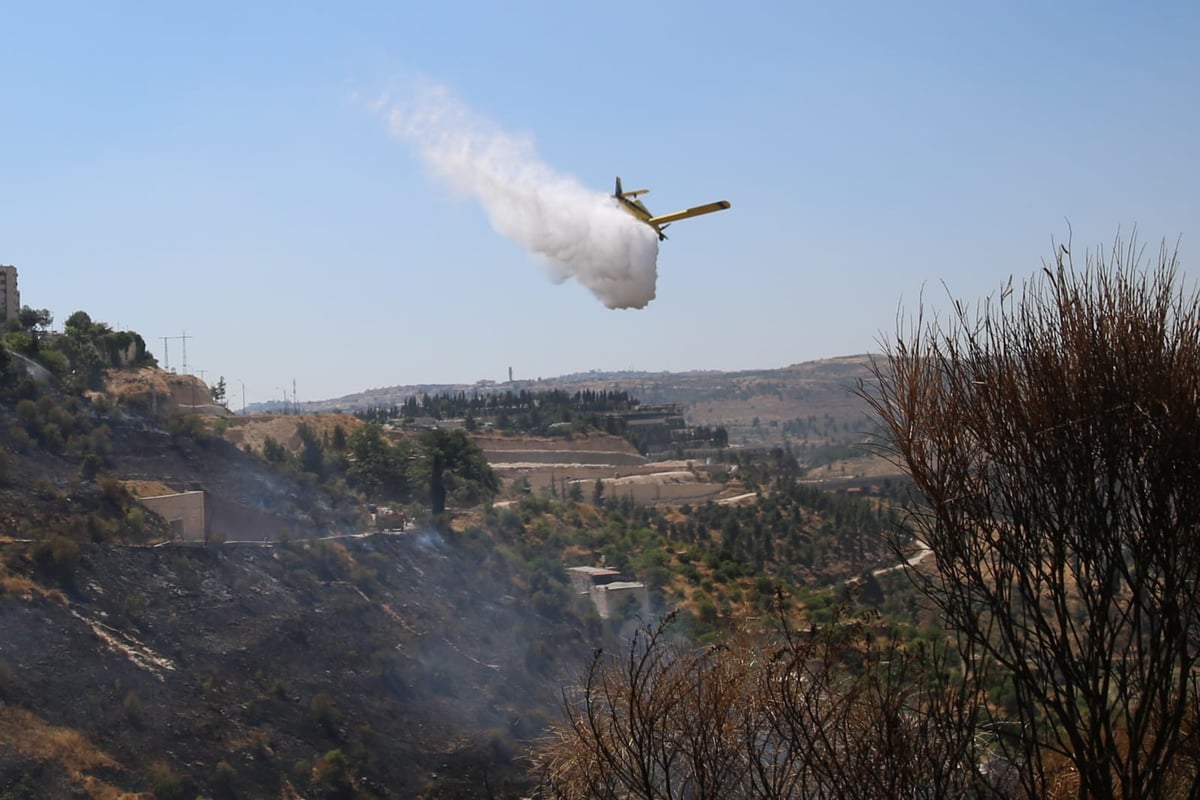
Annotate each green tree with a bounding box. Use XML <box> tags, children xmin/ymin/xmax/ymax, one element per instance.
<box><xmin>211</xmin><ymin>376</ymin><xmax>227</xmax><ymax>406</ymax></box>
<box><xmin>346</xmin><ymin>423</ymin><xmax>409</xmax><ymax>500</ymax></box>
<box><xmin>297</xmin><ymin>422</ymin><xmax>326</xmax><ymax>479</ymax></box>
<box><xmin>719</xmin><ymin>516</ymin><xmax>741</xmax><ymax>553</ymax></box>
<box><xmin>63</xmin><ymin>310</ymin><xmax>95</xmax><ymax>336</ymax></box>
<box><xmin>16</xmin><ymin>306</ymin><xmax>52</xmax><ymax>333</ymax></box>
<box><xmin>262</xmin><ymin>435</ymin><xmax>289</xmax><ymax>464</ymax></box>
<box><xmin>417</xmin><ymin>428</ymin><xmax>498</xmax><ymax>508</ymax></box>
<box><xmin>55</xmin><ymin>310</ymin><xmax>106</xmax><ymax>390</ymax></box>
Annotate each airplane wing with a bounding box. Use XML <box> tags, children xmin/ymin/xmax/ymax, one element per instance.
<box><xmin>648</xmin><ymin>200</ymin><xmax>732</xmax><ymax>227</ymax></box>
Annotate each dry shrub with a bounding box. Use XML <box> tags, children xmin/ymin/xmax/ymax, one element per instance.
<box><xmin>863</xmin><ymin>233</ymin><xmax>1200</xmax><ymax>799</ymax></box>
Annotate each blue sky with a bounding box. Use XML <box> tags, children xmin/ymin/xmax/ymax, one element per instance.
<box><xmin>3</xmin><ymin>2</ymin><xmax>1198</xmax><ymax>405</ymax></box>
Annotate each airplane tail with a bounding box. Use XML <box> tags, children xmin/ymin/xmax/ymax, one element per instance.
<box><xmin>615</xmin><ymin>176</ymin><xmax>623</xmax><ymax>197</ymax></box>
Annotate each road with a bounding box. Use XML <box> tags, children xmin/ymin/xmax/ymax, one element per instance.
<box><xmin>872</xmin><ymin>541</ymin><xmax>933</xmax><ymax>578</ymax></box>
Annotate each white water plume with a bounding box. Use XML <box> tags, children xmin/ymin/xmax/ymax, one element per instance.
<box><xmin>382</xmin><ymin>83</ymin><xmax>660</xmax><ymax>309</ymax></box>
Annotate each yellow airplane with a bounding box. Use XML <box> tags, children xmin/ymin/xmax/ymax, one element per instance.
<box><xmin>613</xmin><ymin>177</ymin><xmax>730</xmax><ymax>240</ymax></box>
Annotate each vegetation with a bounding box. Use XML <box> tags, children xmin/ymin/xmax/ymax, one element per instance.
<box><xmin>478</xmin><ymin>454</ymin><xmax>909</xmax><ymax>646</ymax></box>
<box><xmin>0</xmin><ymin>386</ymin><xmax>169</xmax><ymax>548</ymax></box>
<box><xmin>2</xmin><ymin>307</ymin><xmax>153</xmax><ymax>395</ymax></box>
<box><xmin>534</xmin><ymin>607</ymin><xmax>986</xmax><ymax>799</ymax></box>
<box><xmin>344</xmin><ymin>424</ymin><xmax>498</xmax><ymax>511</ymax></box>
<box><xmin>355</xmin><ymin>388</ymin><xmax>728</xmax><ymax>455</ymax></box>
<box><xmin>357</xmin><ymin>388</ymin><xmax>642</xmax><ymax>430</ymax></box>
<box><xmin>863</xmin><ymin>235</ymin><xmax>1200</xmax><ymax>799</ymax></box>
<box><xmin>662</xmin><ymin>448</ymin><xmax>906</xmax><ymax>584</ymax></box>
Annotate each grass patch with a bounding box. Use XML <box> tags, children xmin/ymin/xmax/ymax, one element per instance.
<box><xmin>0</xmin><ymin>705</ymin><xmax>129</xmax><ymax>798</ymax></box>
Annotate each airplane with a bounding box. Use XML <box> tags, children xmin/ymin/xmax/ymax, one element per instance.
<box><xmin>613</xmin><ymin>177</ymin><xmax>730</xmax><ymax>240</ymax></box>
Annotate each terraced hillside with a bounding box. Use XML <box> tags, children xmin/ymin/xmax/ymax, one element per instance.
<box><xmin>475</xmin><ymin>433</ymin><xmax>740</xmax><ymax>506</ymax></box>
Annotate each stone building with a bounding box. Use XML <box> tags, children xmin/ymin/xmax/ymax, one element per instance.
<box><xmin>567</xmin><ymin>565</ymin><xmax>649</xmax><ymax>619</ymax></box>
<box><xmin>589</xmin><ymin>580</ymin><xmax>650</xmax><ymax>620</ymax></box>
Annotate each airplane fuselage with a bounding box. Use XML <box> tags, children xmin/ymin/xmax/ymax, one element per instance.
<box><xmin>613</xmin><ymin>177</ymin><xmax>729</xmax><ymax>241</ymax></box>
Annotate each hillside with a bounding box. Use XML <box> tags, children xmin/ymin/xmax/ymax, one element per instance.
<box><xmin>0</xmin><ymin>531</ymin><xmax>586</xmax><ymax>798</ymax></box>
<box><xmin>0</xmin><ymin>359</ymin><xmax>601</xmax><ymax>797</ymax></box>
<box><xmin>0</xmin><ymin>381</ymin><xmax>362</xmax><ymax>546</ymax></box>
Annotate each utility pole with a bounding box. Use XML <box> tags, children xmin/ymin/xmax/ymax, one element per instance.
<box><xmin>179</xmin><ymin>330</ymin><xmax>192</xmax><ymax>375</ymax></box>
<box><xmin>196</xmin><ymin>369</ymin><xmax>207</xmax><ymax>409</ymax></box>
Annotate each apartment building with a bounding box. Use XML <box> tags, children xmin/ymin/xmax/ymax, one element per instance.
<box><xmin>0</xmin><ymin>265</ymin><xmax>17</xmax><ymax>323</ymax></box>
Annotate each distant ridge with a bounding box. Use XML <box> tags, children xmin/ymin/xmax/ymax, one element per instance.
<box><xmin>262</xmin><ymin>355</ymin><xmax>876</xmax><ymax>415</ymax></box>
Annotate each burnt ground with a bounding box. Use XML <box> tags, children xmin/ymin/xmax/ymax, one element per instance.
<box><xmin>0</xmin><ymin>531</ymin><xmax>589</xmax><ymax>798</ymax></box>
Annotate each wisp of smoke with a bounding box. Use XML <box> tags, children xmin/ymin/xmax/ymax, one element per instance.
<box><xmin>382</xmin><ymin>83</ymin><xmax>660</xmax><ymax>309</ymax></box>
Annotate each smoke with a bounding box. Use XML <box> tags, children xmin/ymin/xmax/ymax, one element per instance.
<box><xmin>381</xmin><ymin>82</ymin><xmax>660</xmax><ymax>309</ymax></box>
